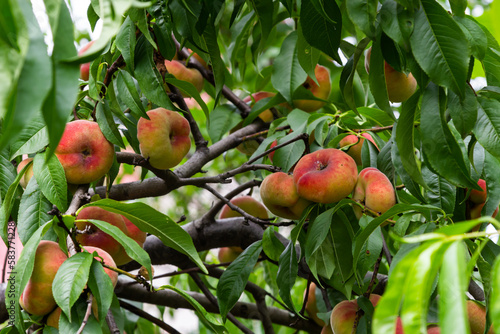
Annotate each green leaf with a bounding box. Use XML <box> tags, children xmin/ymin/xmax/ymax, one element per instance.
<box><xmin>164</xmin><ymin>75</ymin><xmax>209</xmax><ymax>117</ymax></box>
<box><xmin>473</xmin><ymin>97</ymin><xmax>500</xmax><ymax>159</ymax></box>
<box><xmin>262</xmin><ymin>226</ymin><xmax>285</xmax><ymax>262</ymax></box>
<box><xmin>42</xmin><ymin>0</ymin><xmax>80</xmax><ymax>158</ymax></box>
<box><xmin>17</xmin><ymin>178</ymin><xmax>52</xmax><ymax>245</ymax></box>
<box><xmin>208</xmin><ymin>104</ymin><xmax>242</xmax><ymax>143</ymax></box>
<box><xmin>449</xmin><ymin>0</ymin><xmax>467</xmax><ymax>17</ymax></box>
<box><xmin>8</xmin><ymin>116</ymin><xmax>48</xmax><ymax>159</ymax></box>
<box><xmin>300</xmin><ymin>0</ymin><xmax>342</xmax><ymax>63</ymax></box>
<box><xmin>276</xmin><ymin>240</ymin><xmax>299</xmax><ymax>312</ymax></box>
<box><xmin>53</xmin><ymin>252</ymin><xmax>93</xmax><ymax>321</ymax></box>
<box><xmin>420</xmin><ymin>83</ymin><xmax>477</xmax><ymax>189</ymax></box>
<box><xmin>438</xmin><ymin>241</ymin><xmax>470</xmax><ymax>334</ymax></box>
<box><xmin>368</xmin><ymin>36</ymin><xmax>394</xmax><ymax>119</ymax></box>
<box><xmin>0</xmin><ymin>0</ymin><xmax>52</xmax><ymax>151</ymax></box>
<box><xmin>307</xmin><ymin>232</ymin><xmax>335</xmax><ymax>280</ymax></box>
<box><xmin>5</xmin><ymin>222</ymin><xmax>52</xmax><ymax>333</ymax></box>
<box><xmin>395</xmin><ymin>94</ymin><xmax>428</xmax><ymax>189</ymax></box>
<box><xmin>447</xmin><ymin>86</ymin><xmax>478</xmax><ymax>138</ymax></box>
<box><xmin>82</xmin><ymin>218</ymin><xmax>152</xmax><ymax>280</ymax></box>
<box><xmin>0</xmin><ymin>153</ymin><xmax>17</xmax><ymax>202</ymax></box>
<box><xmin>0</xmin><ymin>160</ymin><xmax>24</xmax><ymax>245</ymax></box>
<box><xmin>271</xmin><ymin>31</ymin><xmax>307</xmax><ymax>103</ymax></box>
<box><xmin>88</xmin><ymin>259</ymin><xmax>115</xmax><ymax>323</ymax></box>
<box><xmin>115</xmin><ymin>16</ymin><xmax>136</xmax><ymax>73</ymax></box>
<box><xmin>422</xmin><ymin>165</ymin><xmax>456</xmax><ymax>215</ymax></box>
<box><xmin>356</xmin><ymin>217</ymin><xmax>383</xmax><ymax>280</ymax></box>
<box><xmin>113</xmin><ymin>69</ymin><xmax>148</xmax><ymax>120</ymax></box>
<box><xmin>160</xmin><ymin>285</ymin><xmax>227</xmax><ymax>333</ymax></box>
<box><xmin>482</xmin><ymin>151</ymin><xmax>500</xmax><ymax>217</ymax></box>
<box><xmin>128</xmin><ymin>8</ymin><xmax>157</xmax><ymax>50</ymax></box>
<box><xmin>33</xmin><ymin>151</ymin><xmax>67</xmax><ymax>212</ymax></box>
<box><xmin>346</xmin><ymin>0</ymin><xmax>377</xmax><ymax>38</ymax></box>
<box><xmin>410</xmin><ymin>0</ymin><xmax>468</xmax><ymax>98</ymax></box>
<box><xmin>454</xmin><ymin>16</ymin><xmax>487</xmax><ymax>61</ymax></box>
<box><xmin>80</xmin><ymin>199</ymin><xmax>207</xmax><ymax>274</ymax></box>
<box><xmin>272</xmin><ymin>130</ymin><xmax>306</xmax><ymax>174</ymax></box>
<box><xmin>134</xmin><ymin>35</ymin><xmax>176</xmax><ymax>111</ymax></box>
<box><xmin>491</xmin><ymin>254</ymin><xmax>500</xmax><ymax>332</ymax></box>
<box><xmin>203</xmin><ymin>23</ymin><xmax>225</xmax><ymax>103</ymax></box>
<box><xmin>96</xmin><ymin>100</ymin><xmax>125</xmax><ymax>148</ymax></box>
<box><xmin>216</xmin><ymin>240</ymin><xmax>262</xmax><ymax>322</ymax></box>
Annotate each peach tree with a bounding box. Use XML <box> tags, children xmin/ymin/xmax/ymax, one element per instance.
<box><xmin>1</xmin><ymin>0</ymin><xmax>500</xmax><ymax>333</ymax></box>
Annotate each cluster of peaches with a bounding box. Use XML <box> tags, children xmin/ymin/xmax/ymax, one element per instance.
<box><xmin>305</xmin><ymin>282</ymin><xmax>494</xmax><ymax>334</ymax></box>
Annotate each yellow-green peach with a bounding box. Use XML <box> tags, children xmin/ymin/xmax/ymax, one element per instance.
<box><xmin>55</xmin><ymin>120</ymin><xmax>115</xmax><ymax>185</ymax></box>
<box><xmin>352</xmin><ymin>167</ymin><xmax>396</xmax><ymax>219</ymax></box>
<box><xmin>164</xmin><ymin>60</ymin><xmax>204</xmax><ymax>96</ymax></box>
<box><xmin>17</xmin><ymin>158</ymin><xmax>34</xmax><ymax>189</ymax></box>
<box><xmin>293</xmin><ymin>65</ymin><xmax>331</xmax><ymax>112</ymax></box>
<box><xmin>19</xmin><ymin>241</ymin><xmax>68</xmax><ymax>316</ymax></box>
<box><xmin>219</xmin><ymin>196</ymin><xmax>269</xmax><ymax>220</ymax></box>
<box><xmin>260</xmin><ymin>172</ymin><xmax>312</xmax><ymax>220</ymax></box>
<box><xmin>137</xmin><ymin>108</ymin><xmax>191</xmax><ymax>170</ymax></box>
<box><xmin>293</xmin><ymin>149</ymin><xmax>358</xmax><ymax>204</ymax></box>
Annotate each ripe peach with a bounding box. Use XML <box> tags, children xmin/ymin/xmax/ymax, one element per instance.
<box><xmin>467</xmin><ymin>179</ymin><xmax>499</xmax><ymax>225</ymax></box>
<box><xmin>46</xmin><ymin>307</ymin><xmax>62</xmax><ymax>329</ymax></box>
<box><xmin>174</xmin><ymin>48</ymin><xmax>208</xmax><ymax>69</ymax></box>
<box><xmin>330</xmin><ymin>294</ymin><xmax>381</xmax><ymax>334</ymax></box>
<box><xmin>19</xmin><ymin>241</ymin><xmax>68</xmax><ymax>316</ymax></box>
<box><xmin>339</xmin><ymin>133</ymin><xmax>379</xmax><ymax>166</ymax></box>
<box><xmin>427</xmin><ymin>326</ymin><xmax>440</xmax><ymax>334</ymax></box>
<box><xmin>76</xmin><ymin>207</ymin><xmax>146</xmax><ymax>266</ymax></box>
<box><xmin>260</xmin><ymin>172</ymin><xmax>312</xmax><ymax>220</ymax></box>
<box><xmin>219</xmin><ymin>196</ymin><xmax>269</xmax><ymax>220</ymax></box>
<box><xmin>293</xmin><ymin>65</ymin><xmax>331</xmax><ymax>112</ymax></box>
<box><xmin>17</xmin><ymin>158</ymin><xmax>34</xmax><ymax>189</ymax></box>
<box><xmin>305</xmin><ymin>283</ymin><xmax>325</xmax><ymax>327</ymax></box>
<box><xmin>352</xmin><ymin>167</ymin><xmax>396</xmax><ymax>219</ymax></box>
<box><xmin>164</xmin><ymin>60</ymin><xmax>204</xmax><ymax>96</ymax></box>
<box><xmin>82</xmin><ymin>246</ymin><xmax>118</xmax><ymax>287</ymax></box>
<box><xmin>55</xmin><ymin>120</ymin><xmax>115</xmax><ymax>185</ymax></box>
<box><xmin>137</xmin><ymin>108</ymin><xmax>191</xmax><ymax>169</ymax></box>
<box><xmin>217</xmin><ymin>247</ymin><xmax>243</xmax><ymax>263</ymax></box>
<box><xmin>293</xmin><ymin>149</ymin><xmax>358</xmax><ymax>204</ymax></box>
<box><xmin>365</xmin><ymin>47</ymin><xmax>417</xmax><ymax>103</ymax></box>
<box><xmin>470</xmin><ymin>179</ymin><xmax>488</xmax><ymax>204</ymax></box>
<box><xmin>466</xmin><ymin>300</ymin><xmax>494</xmax><ymax>334</ymax></box>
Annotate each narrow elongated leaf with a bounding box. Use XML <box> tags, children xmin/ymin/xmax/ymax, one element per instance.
<box><xmin>161</xmin><ymin>285</ymin><xmax>227</xmax><ymax>333</ymax></box>
<box><xmin>164</xmin><ymin>75</ymin><xmax>209</xmax><ymax>117</ymax></box>
<box><xmin>491</xmin><ymin>255</ymin><xmax>500</xmax><ymax>332</ymax></box>
<box><xmin>410</xmin><ymin>0</ymin><xmax>468</xmax><ymax>98</ymax></box>
<box><xmin>420</xmin><ymin>83</ymin><xmax>477</xmax><ymax>189</ymax></box>
<box><xmin>204</xmin><ymin>23</ymin><xmax>225</xmax><ymax>103</ymax></box>
<box><xmin>33</xmin><ymin>152</ymin><xmax>67</xmax><ymax>211</ymax></box>
<box><xmin>276</xmin><ymin>240</ymin><xmax>299</xmax><ymax>312</ymax></box>
<box><xmin>300</xmin><ymin>0</ymin><xmax>342</xmax><ymax>63</ymax></box>
<box><xmin>473</xmin><ymin>97</ymin><xmax>500</xmax><ymax>159</ymax></box>
<box><xmin>82</xmin><ymin>218</ymin><xmax>152</xmax><ymax>279</ymax></box>
<box><xmin>422</xmin><ymin>165</ymin><xmax>456</xmax><ymax>215</ymax></box>
<box><xmin>439</xmin><ymin>241</ymin><xmax>469</xmax><ymax>334</ymax></box>
<box><xmin>42</xmin><ymin>0</ymin><xmax>80</xmax><ymax>158</ymax></box>
<box><xmin>115</xmin><ymin>16</ymin><xmax>136</xmax><ymax>73</ymax></box>
<box><xmin>217</xmin><ymin>240</ymin><xmax>262</xmax><ymax>322</ymax></box>
<box><xmin>88</xmin><ymin>259</ymin><xmax>115</xmax><ymax>323</ymax></box>
<box><xmin>9</xmin><ymin>116</ymin><xmax>48</xmax><ymax>159</ymax></box>
<box><xmin>262</xmin><ymin>226</ymin><xmax>285</xmax><ymax>262</ymax></box>
<box><xmin>454</xmin><ymin>16</ymin><xmax>487</xmax><ymax>61</ymax></box>
<box><xmin>368</xmin><ymin>37</ymin><xmax>394</xmax><ymax>119</ymax></box>
<box><xmin>113</xmin><ymin>70</ymin><xmax>147</xmax><ymax>120</ymax></box>
<box><xmin>208</xmin><ymin>105</ymin><xmax>242</xmax><ymax>143</ymax></box>
<box><xmin>80</xmin><ymin>199</ymin><xmax>207</xmax><ymax>273</ymax></box>
<box><xmin>0</xmin><ymin>154</ymin><xmax>17</xmax><ymax>201</ymax></box>
<box><xmin>0</xmin><ymin>161</ymin><xmax>25</xmax><ymax>245</ymax></box>
<box><xmin>482</xmin><ymin>151</ymin><xmax>500</xmax><ymax>217</ymax></box>
<box><xmin>308</xmin><ymin>233</ymin><xmax>335</xmax><ymax>280</ymax></box>
<box><xmin>0</xmin><ymin>0</ymin><xmax>51</xmax><ymax>151</ymax></box>
<box><xmin>271</xmin><ymin>32</ymin><xmax>307</xmax><ymax>103</ymax></box>
<box><xmin>17</xmin><ymin>178</ymin><xmax>52</xmax><ymax>244</ymax></box>
<box><xmin>96</xmin><ymin>100</ymin><xmax>125</xmax><ymax>148</ymax></box>
<box><xmin>53</xmin><ymin>252</ymin><xmax>93</xmax><ymax>321</ymax></box>
<box><xmin>346</xmin><ymin>0</ymin><xmax>377</xmax><ymax>38</ymax></box>
<box><xmin>447</xmin><ymin>86</ymin><xmax>477</xmax><ymax>138</ymax></box>
<box><xmin>5</xmin><ymin>222</ymin><xmax>52</xmax><ymax>333</ymax></box>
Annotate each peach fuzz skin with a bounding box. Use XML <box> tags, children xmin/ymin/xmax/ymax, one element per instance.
<box><xmin>466</xmin><ymin>300</ymin><xmax>495</xmax><ymax>334</ymax></box>
<box><xmin>330</xmin><ymin>294</ymin><xmax>381</xmax><ymax>334</ymax></box>
<box><xmin>164</xmin><ymin>60</ymin><xmax>204</xmax><ymax>95</ymax></box>
<box><xmin>17</xmin><ymin>158</ymin><xmax>34</xmax><ymax>189</ymax></box>
<box><xmin>293</xmin><ymin>149</ymin><xmax>358</xmax><ymax>204</ymax></box>
<box><xmin>83</xmin><ymin>246</ymin><xmax>119</xmax><ymax>287</ymax></box>
<box><xmin>137</xmin><ymin>108</ymin><xmax>191</xmax><ymax>170</ymax></box>
<box><xmin>55</xmin><ymin>120</ymin><xmax>115</xmax><ymax>185</ymax></box>
<box><xmin>293</xmin><ymin>64</ymin><xmax>331</xmax><ymax>113</ymax></box>
<box><xmin>76</xmin><ymin>207</ymin><xmax>137</xmax><ymax>266</ymax></box>
<box><xmin>339</xmin><ymin>133</ymin><xmax>379</xmax><ymax>166</ymax></box>
<box><xmin>219</xmin><ymin>196</ymin><xmax>269</xmax><ymax>220</ymax></box>
<box><xmin>260</xmin><ymin>172</ymin><xmax>312</xmax><ymax>220</ymax></box>
<box><xmin>352</xmin><ymin>167</ymin><xmax>396</xmax><ymax>219</ymax></box>
<box><xmin>19</xmin><ymin>241</ymin><xmax>68</xmax><ymax>316</ymax></box>
<box><xmin>305</xmin><ymin>283</ymin><xmax>325</xmax><ymax>327</ymax></box>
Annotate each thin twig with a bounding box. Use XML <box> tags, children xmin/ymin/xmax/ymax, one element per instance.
<box><xmin>120</xmin><ymin>299</ymin><xmax>182</xmax><ymax>334</ymax></box>
<box><xmin>76</xmin><ymin>295</ymin><xmax>93</xmax><ymax>334</ymax></box>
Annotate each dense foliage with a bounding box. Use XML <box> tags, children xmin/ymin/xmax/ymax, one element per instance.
<box><xmin>1</xmin><ymin>0</ymin><xmax>500</xmax><ymax>333</ymax></box>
